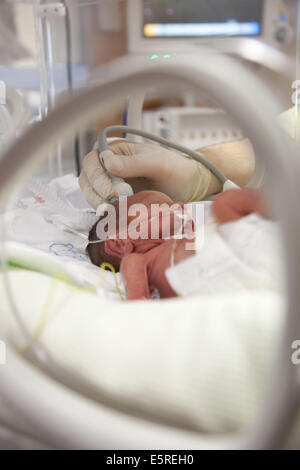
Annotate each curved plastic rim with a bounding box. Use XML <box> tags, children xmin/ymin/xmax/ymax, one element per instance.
<box><xmin>0</xmin><ymin>53</ymin><xmax>299</xmax><ymax>449</ymax></box>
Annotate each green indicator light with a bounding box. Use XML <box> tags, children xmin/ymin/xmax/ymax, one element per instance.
<box><xmin>150</xmin><ymin>54</ymin><xmax>159</xmax><ymax>60</ymax></box>
<box><xmin>163</xmin><ymin>54</ymin><xmax>171</xmax><ymax>59</ymax></box>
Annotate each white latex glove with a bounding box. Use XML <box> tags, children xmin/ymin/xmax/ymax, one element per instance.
<box><xmin>79</xmin><ymin>140</ymin><xmax>211</xmax><ymax>209</ymax></box>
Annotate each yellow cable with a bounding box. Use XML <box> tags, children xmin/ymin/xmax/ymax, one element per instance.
<box><xmin>16</xmin><ymin>261</ymin><xmax>125</xmax><ymax>354</ymax></box>
<box><xmin>16</xmin><ymin>273</ymin><xmax>96</xmax><ymax>354</ymax></box>
<box><xmin>100</xmin><ymin>262</ymin><xmax>125</xmax><ymax>301</ymax></box>
<box><xmin>16</xmin><ymin>274</ymin><xmax>61</xmax><ymax>354</ymax></box>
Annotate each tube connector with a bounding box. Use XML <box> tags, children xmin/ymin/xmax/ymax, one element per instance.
<box><xmin>223</xmin><ymin>179</ymin><xmax>241</xmax><ymax>191</ymax></box>
<box><xmin>99</xmin><ymin>149</ymin><xmax>113</xmax><ymax>166</ymax></box>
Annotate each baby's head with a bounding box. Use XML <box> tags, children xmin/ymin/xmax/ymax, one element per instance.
<box><xmin>87</xmin><ymin>190</ymin><xmax>184</xmax><ymax>270</ymax></box>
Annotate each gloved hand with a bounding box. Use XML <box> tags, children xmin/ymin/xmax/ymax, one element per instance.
<box><xmin>79</xmin><ymin>140</ymin><xmax>211</xmax><ymax>209</ymax></box>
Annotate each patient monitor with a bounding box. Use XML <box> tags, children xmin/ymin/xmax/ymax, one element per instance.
<box><xmin>128</xmin><ymin>0</ymin><xmax>296</xmax><ymax>79</ymax></box>
<box><xmin>128</xmin><ymin>0</ymin><xmax>295</xmax><ymax>52</ymax></box>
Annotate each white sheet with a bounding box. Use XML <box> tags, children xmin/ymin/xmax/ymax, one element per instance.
<box><xmin>1</xmin><ymin>175</ymin><xmax>126</xmax><ymax>300</ymax></box>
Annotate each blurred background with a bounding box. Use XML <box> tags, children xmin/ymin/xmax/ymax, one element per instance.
<box><xmin>0</xmin><ymin>0</ymin><xmax>299</xmax><ymax>179</ymax></box>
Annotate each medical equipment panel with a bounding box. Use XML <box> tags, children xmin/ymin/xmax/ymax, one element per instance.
<box><xmin>128</xmin><ymin>0</ymin><xmax>296</xmax><ymax>52</ymax></box>
<box><xmin>143</xmin><ymin>0</ymin><xmax>263</xmax><ymax>38</ymax></box>
<box><xmin>142</xmin><ymin>107</ymin><xmax>244</xmax><ymax>148</ymax></box>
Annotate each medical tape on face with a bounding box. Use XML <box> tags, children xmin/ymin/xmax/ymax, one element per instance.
<box><xmin>87</xmin><ymin>208</ymin><xmax>195</xmax><ymax>244</ymax></box>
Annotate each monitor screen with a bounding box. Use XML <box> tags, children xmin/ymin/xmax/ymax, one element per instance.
<box><xmin>143</xmin><ymin>0</ymin><xmax>263</xmax><ymax>38</ymax></box>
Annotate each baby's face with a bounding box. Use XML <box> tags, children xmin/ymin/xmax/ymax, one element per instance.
<box><xmin>113</xmin><ymin>190</ymin><xmax>184</xmax><ymax>241</ymax></box>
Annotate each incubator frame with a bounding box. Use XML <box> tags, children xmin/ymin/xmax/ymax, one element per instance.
<box><xmin>0</xmin><ymin>53</ymin><xmax>299</xmax><ymax>449</ymax></box>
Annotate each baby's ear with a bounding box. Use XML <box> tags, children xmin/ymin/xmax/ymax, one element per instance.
<box><xmin>105</xmin><ymin>239</ymin><xmax>134</xmax><ymax>259</ymax></box>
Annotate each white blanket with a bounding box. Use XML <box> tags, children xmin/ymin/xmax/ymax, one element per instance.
<box><xmin>0</xmin><ymin>265</ymin><xmax>285</xmax><ymax>435</ymax></box>
<box><xmin>166</xmin><ymin>213</ymin><xmax>284</xmax><ymax>296</ymax></box>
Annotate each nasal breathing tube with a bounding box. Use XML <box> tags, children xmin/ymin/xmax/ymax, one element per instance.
<box><xmin>98</xmin><ymin>125</ymin><xmax>240</xmax><ymax>203</ymax></box>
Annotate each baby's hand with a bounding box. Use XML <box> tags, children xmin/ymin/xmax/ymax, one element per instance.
<box><xmin>120</xmin><ymin>241</ymin><xmax>178</xmax><ymax>300</ymax></box>
<box><xmin>120</xmin><ymin>253</ymin><xmax>151</xmax><ymax>301</ymax></box>
<box><xmin>212</xmin><ymin>189</ymin><xmax>269</xmax><ymax>223</ymax></box>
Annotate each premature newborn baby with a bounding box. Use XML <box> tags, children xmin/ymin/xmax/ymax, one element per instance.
<box><xmin>87</xmin><ymin>190</ymin><xmax>196</xmax><ymax>300</ymax></box>
<box><xmin>87</xmin><ymin>189</ymin><xmax>270</xmax><ymax>300</ymax></box>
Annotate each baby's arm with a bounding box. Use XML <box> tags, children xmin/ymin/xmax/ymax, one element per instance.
<box><xmin>213</xmin><ymin>189</ymin><xmax>269</xmax><ymax>223</ymax></box>
<box><xmin>120</xmin><ymin>253</ymin><xmax>151</xmax><ymax>300</ymax></box>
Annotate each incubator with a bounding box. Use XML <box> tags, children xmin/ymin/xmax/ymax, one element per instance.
<box><xmin>0</xmin><ymin>0</ymin><xmax>300</xmax><ymax>451</ymax></box>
